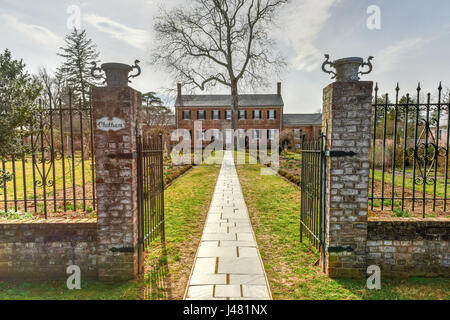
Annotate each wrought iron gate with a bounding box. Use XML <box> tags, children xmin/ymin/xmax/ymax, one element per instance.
<box><xmin>137</xmin><ymin>133</ymin><xmax>165</xmax><ymax>251</ymax></box>
<box><xmin>369</xmin><ymin>83</ymin><xmax>450</xmax><ymax>217</ymax></box>
<box><xmin>300</xmin><ymin>133</ymin><xmax>327</xmax><ymax>251</ymax></box>
<box><xmin>1</xmin><ymin>89</ymin><xmax>95</xmax><ymax>218</ymax></box>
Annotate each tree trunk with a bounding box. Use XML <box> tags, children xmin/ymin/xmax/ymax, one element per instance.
<box><xmin>231</xmin><ymin>79</ymin><xmax>239</xmax><ymax>131</ymax></box>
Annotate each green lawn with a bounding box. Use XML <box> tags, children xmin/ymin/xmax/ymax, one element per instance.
<box><xmin>0</xmin><ymin>164</ymin><xmax>220</xmax><ymax>300</ymax></box>
<box><xmin>235</xmin><ymin>159</ymin><xmax>450</xmax><ymax>300</ymax></box>
<box><xmin>2</xmin><ymin>155</ymin><xmax>93</xmax><ymax>200</ymax></box>
<box><xmin>371</xmin><ymin>169</ymin><xmax>449</xmax><ymax>199</ymax></box>
<box><xmin>1</xmin><ymin>155</ymin><xmax>94</xmax><ymax>214</ymax></box>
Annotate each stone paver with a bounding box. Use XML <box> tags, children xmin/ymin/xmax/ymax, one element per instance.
<box><xmin>185</xmin><ymin>151</ymin><xmax>271</xmax><ymax>300</ymax></box>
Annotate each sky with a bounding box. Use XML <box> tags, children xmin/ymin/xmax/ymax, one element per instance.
<box><xmin>1</xmin><ymin>0</ymin><xmax>449</xmax><ymax>113</ymax></box>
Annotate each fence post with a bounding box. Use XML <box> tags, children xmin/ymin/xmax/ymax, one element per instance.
<box><xmin>321</xmin><ymin>57</ymin><xmax>373</xmax><ymax>278</ymax></box>
<box><xmin>91</xmin><ymin>63</ymin><xmax>143</xmax><ymax>281</ymax></box>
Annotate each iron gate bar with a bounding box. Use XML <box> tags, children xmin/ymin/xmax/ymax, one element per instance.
<box><xmin>300</xmin><ymin>129</ymin><xmax>327</xmax><ymax>252</ymax></box>
<box><xmin>137</xmin><ymin>132</ymin><xmax>165</xmax><ymax>250</ymax></box>
<box><xmin>49</xmin><ymin>98</ymin><xmax>57</xmax><ymax>213</ymax></box>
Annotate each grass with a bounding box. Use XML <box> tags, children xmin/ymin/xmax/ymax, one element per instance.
<box><xmin>371</xmin><ymin>169</ymin><xmax>448</xmax><ymax>199</ymax></box>
<box><xmin>0</xmin><ymin>164</ymin><xmax>221</xmax><ymax>300</ymax></box>
<box><xmin>0</xmin><ymin>281</ymin><xmax>144</xmax><ymax>300</ymax></box>
<box><xmin>235</xmin><ymin>158</ymin><xmax>450</xmax><ymax>300</ymax></box>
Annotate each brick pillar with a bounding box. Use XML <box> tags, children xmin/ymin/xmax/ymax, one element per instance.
<box><xmin>92</xmin><ymin>86</ymin><xmax>143</xmax><ymax>281</ymax></box>
<box><xmin>322</xmin><ymin>80</ymin><xmax>373</xmax><ymax>278</ymax></box>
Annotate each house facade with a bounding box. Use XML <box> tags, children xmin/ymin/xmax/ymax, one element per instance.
<box><xmin>175</xmin><ymin>83</ymin><xmax>284</xmax><ymax>145</ymax></box>
<box><xmin>283</xmin><ymin>113</ymin><xmax>322</xmax><ymax>148</ymax></box>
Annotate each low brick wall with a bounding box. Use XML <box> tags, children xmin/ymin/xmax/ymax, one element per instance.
<box><xmin>367</xmin><ymin>218</ymin><xmax>450</xmax><ymax>277</ymax></box>
<box><xmin>0</xmin><ymin>219</ymin><xmax>98</xmax><ymax>280</ymax></box>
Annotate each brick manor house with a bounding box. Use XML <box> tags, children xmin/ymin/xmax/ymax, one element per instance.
<box><xmin>174</xmin><ymin>83</ymin><xmax>321</xmax><ymax>145</ymax></box>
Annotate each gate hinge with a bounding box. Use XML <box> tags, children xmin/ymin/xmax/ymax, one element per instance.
<box><xmin>108</xmin><ymin>152</ymin><xmax>138</xmax><ymax>159</ymax></box>
<box><xmin>328</xmin><ymin>246</ymin><xmax>354</xmax><ymax>253</ymax></box>
<box><xmin>327</xmin><ymin>150</ymin><xmax>357</xmax><ymax>157</ymax></box>
<box><xmin>110</xmin><ymin>246</ymin><xmax>136</xmax><ymax>253</ymax></box>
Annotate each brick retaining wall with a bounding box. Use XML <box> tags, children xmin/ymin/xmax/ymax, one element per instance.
<box><xmin>0</xmin><ymin>219</ymin><xmax>97</xmax><ymax>280</ymax></box>
<box><xmin>367</xmin><ymin>218</ymin><xmax>449</xmax><ymax>277</ymax></box>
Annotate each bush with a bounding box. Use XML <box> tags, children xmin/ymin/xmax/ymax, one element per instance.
<box><xmin>0</xmin><ymin>209</ymin><xmax>34</xmax><ymax>220</ymax></box>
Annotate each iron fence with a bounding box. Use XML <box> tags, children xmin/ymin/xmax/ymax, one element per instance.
<box><xmin>1</xmin><ymin>89</ymin><xmax>96</xmax><ymax>218</ymax></box>
<box><xmin>300</xmin><ymin>133</ymin><xmax>327</xmax><ymax>251</ymax></box>
<box><xmin>137</xmin><ymin>133</ymin><xmax>165</xmax><ymax>248</ymax></box>
<box><xmin>369</xmin><ymin>83</ymin><xmax>450</xmax><ymax>217</ymax></box>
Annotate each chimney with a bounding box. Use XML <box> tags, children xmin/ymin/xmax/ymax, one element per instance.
<box><xmin>277</xmin><ymin>82</ymin><xmax>281</xmax><ymax>95</ymax></box>
<box><xmin>177</xmin><ymin>83</ymin><xmax>182</xmax><ymax>96</ymax></box>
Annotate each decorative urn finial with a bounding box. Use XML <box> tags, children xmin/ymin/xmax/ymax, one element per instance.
<box><xmin>91</xmin><ymin>60</ymin><xmax>141</xmax><ymax>87</ymax></box>
<box><xmin>322</xmin><ymin>54</ymin><xmax>373</xmax><ymax>81</ymax></box>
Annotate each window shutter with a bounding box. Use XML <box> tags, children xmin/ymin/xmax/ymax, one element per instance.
<box><xmin>218</xmin><ymin>111</ymin><xmax>221</xmax><ymax>119</ymax></box>
<box><xmin>252</xmin><ymin>110</ymin><xmax>255</xmax><ymax>119</ymax></box>
<box><xmin>245</xmin><ymin>110</ymin><xmax>247</xmax><ymax>119</ymax></box>
<box><xmin>197</xmin><ymin>110</ymin><xmax>199</xmax><ymax>119</ymax></box>
<box><xmin>274</xmin><ymin>110</ymin><xmax>277</xmax><ymax>119</ymax></box>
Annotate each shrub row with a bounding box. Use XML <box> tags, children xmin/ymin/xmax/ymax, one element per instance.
<box><xmin>278</xmin><ymin>169</ymin><xmax>301</xmax><ymax>186</ymax></box>
<box><xmin>164</xmin><ymin>164</ymin><xmax>193</xmax><ymax>186</ymax></box>
<box><xmin>256</xmin><ymin>154</ymin><xmax>301</xmax><ymax>187</ymax></box>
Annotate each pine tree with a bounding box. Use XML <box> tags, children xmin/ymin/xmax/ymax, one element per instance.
<box><xmin>57</xmin><ymin>28</ymin><xmax>100</xmax><ymax>107</ymax></box>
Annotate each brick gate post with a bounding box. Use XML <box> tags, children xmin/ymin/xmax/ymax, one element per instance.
<box><xmin>321</xmin><ymin>57</ymin><xmax>373</xmax><ymax>278</ymax></box>
<box><xmin>91</xmin><ymin>62</ymin><xmax>143</xmax><ymax>281</ymax></box>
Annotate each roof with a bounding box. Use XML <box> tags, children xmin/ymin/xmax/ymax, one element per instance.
<box><xmin>284</xmin><ymin>113</ymin><xmax>322</xmax><ymax>126</ymax></box>
<box><xmin>175</xmin><ymin>94</ymin><xmax>284</xmax><ymax>108</ymax></box>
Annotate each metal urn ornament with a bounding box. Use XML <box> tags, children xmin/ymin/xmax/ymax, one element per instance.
<box><xmin>322</xmin><ymin>54</ymin><xmax>373</xmax><ymax>81</ymax></box>
<box><xmin>91</xmin><ymin>60</ymin><xmax>141</xmax><ymax>87</ymax></box>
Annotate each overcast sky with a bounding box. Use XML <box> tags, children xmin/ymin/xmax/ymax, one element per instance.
<box><xmin>1</xmin><ymin>0</ymin><xmax>449</xmax><ymax>113</ymax></box>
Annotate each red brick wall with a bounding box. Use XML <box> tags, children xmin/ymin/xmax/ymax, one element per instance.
<box><xmin>0</xmin><ymin>219</ymin><xmax>97</xmax><ymax>280</ymax></box>
<box><xmin>284</xmin><ymin>125</ymin><xmax>321</xmax><ymax>144</ymax></box>
<box><xmin>367</xmin><ymin>218</ymin><xmax>449</xmax><ymax>277</ymax></box>
<box><xmin>176</xmin><ymin>107</ymin><xmax>283</xmax><ymax>133</ymax></box>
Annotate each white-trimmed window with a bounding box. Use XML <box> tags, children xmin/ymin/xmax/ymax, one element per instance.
<box><xmin>196</xmin><ymin>129</ymin><xmax>206</xmax><ymax>141</ymax></box>
<box><xmin>252</xmin><ymin>129</ymin><xmax>262</xmax><ymax>140</ymax></box>
<box><xmin>239</xmin><ymin>110</ymin><xmax>247</xmax><ymax>120</ymax></box>
<box><xmin>212</xmin><ymin>110</ymin><xmax>220</xmax><ymax>120</ymax></box>
<box><xmin>268</xmin><ymin>110</ymin><xmax>276</xmax><ymax>120</ymax></box>
<box><xmin>253</xmin><ymin>110</ymin><xmax>261</xmax><ymax>120</ymax></box>
<box><xmin>211</xmin><ymin>129</ymin><xmax>221</xmax><ymax>141</ymax></box>
<box><xmin>294</xmin><ymin>128</ymin><xmax>302</xmax><ymax>140</ymax></box>
<box><xmin>197</xmin><ymin>110</ymin><xmax>206</xmax><ymax>120</ymax></box>
<box><xmin>183</xmin><ymin>110</ymin><xmax>191</xmax><ymax>120</ymax></box>
<box><xmin>268</xmin><ymin>129</ymin><xmax>277</xmax><ymax>140</ymax></box>
<box><xmin>225</xmin><ymin>110</ymin><xmax>232</xmax><ymax>120</ymax></box>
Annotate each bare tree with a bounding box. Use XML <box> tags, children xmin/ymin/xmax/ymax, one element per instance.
<box><xmin>152</xmin><ymin>0</ymin><xmax>288</xmax><ymax>130</ymax></box>
<box><xmin>35</xmin><ymin>67</ymin><xmax>66</xmax><ymax>107</ymax></box>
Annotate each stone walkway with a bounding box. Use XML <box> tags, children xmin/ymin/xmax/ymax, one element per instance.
<box><xmin>185</xmin><ymin>151</ymin><xmax>271</xmax><ymax>300</ymax></box>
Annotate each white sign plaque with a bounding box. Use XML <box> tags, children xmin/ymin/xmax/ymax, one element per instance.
<box><xmin>96</xmin><ymin>117</ymin><xmax>126</xmax><ymax>132</ymax></box>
